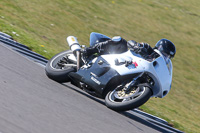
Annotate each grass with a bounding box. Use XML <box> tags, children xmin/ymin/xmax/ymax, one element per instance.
<box><xmin>0</xmin><ymin>0</ymin><xmax>200</xmax><ymax>132</ymax></box>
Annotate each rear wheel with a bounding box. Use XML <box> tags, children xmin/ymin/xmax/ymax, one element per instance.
<box><xmin>105</xmin><ymin>85</ymin><xmax>152</xmax><ymax>111</ymax></box>
<box><xmin>45</xmin><ymin>50</ymin><xmax>77</xmax><ymax>83</ymax></box>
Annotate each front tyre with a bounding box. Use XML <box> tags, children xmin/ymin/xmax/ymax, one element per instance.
<box><xmin>105</xmin><ymin>85</ymin><xmax>152</xmax><ymax>111</ymax></box>
<box><xmin>45</xmin><ymin>50</ymin><xmax>76</xmax><ymax>83</ymax></box>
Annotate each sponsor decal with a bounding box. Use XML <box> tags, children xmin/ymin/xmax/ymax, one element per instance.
<box><xmin>91</xmin><ymin>76</ymin><xmax>101</xmax><ymax>85</ymax></box>
<box><xmin>132</xmin><ymin>61</ymin><xmax>138</xmax><ymax>68</ymax></box>
<box><xmin>90</xmin><ymin>72</ymin><xmax>98</xmax><ymax>78</ymax></box>
<box><xmin>71</xmin><ymin>37</ymin><xmax>75</xmax><ymax>42</ymax></box>
<box><xmin>127</xmin><ymin>61</ymin><xmax>138</xmax><ymax>69</ymax></box>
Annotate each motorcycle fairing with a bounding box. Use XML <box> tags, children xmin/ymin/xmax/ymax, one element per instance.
<box><xmin>101</xmin><ymin>50</ymin><xmax>173</xmax><ymax>98</ymax></box>
<box><xmin>76</xmin><ymin>56</ymin><xmax>120</xmax><ymax>95</ymax></box>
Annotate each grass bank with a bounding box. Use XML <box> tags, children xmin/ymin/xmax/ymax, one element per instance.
<box><xmin>0</xmin><ymin>0</ymin><xmax>199</xmax><ymax>132</ymax></box>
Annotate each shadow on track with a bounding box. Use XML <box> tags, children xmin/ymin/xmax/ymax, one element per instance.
<box><xmin>62</xmin><ymin>83</ymin><xmax>105</xmax><ymax>105</ymax></box>
<box><xmin>62</xmin><ymin>83</ymin><xmax>178</xmax><ymax>133</ymax></box>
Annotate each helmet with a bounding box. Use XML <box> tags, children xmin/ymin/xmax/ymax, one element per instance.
<box><xmin>155</xmin><ymin>39</ymin><xmax>176</xmax><ymax>59</ymax></box>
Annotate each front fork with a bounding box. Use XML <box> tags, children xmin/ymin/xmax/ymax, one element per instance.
<box><xmin>76</xmin><ymin>50</ymin><xmax>81</xmax><ymax>71</ymax></box>
<box><xmin>124</xmin><ymin>72</ymin><xmax>144</xmax><ymax>92</ymax></box>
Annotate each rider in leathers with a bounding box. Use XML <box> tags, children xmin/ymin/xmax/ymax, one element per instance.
<box><xmin>83</xmin><ymin>36</ymin><xmax>176</xmax><ymax>60</ymax></box>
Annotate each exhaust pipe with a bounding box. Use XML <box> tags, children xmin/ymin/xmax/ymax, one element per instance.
<box><xmin>66</xmin><ymin>36</ymin><xmax>81</xmax><ymax>71</ymax></box>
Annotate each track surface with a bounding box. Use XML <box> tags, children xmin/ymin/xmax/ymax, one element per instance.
<box><xmin>0</xmin><ymin>43</ymin><xmax>175</xmax><ymax>133</ymax></box>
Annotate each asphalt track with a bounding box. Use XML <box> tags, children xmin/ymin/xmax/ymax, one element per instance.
<box><xmin>0</xmin><ymin>42</ymin><xmax>179</xmax><ymax>133</ymax></box>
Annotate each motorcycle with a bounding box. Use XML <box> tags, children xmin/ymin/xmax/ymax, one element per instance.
<box><xmin>45</xmin><ymin>32</ymin><xmax>173</xmax><ymax>111</ymax></box>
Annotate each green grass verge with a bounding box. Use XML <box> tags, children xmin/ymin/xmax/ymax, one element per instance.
<box><xmin>0</xmin><ymin>0</ymin><xmax>200</xmax><ymax>132</ymax></box>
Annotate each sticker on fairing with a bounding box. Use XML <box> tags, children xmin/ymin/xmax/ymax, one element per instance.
<box><xmin>71</xmin><ymin>37</ymin><xmax>75</xmax><ymax>42</ymax></box>
<box><xmin>132</xmin><ymin>61</ymin><xmax>138</xmax><ymax>67</ymax></box>
<box><xmin>91</xmin><ymin>76</ymin><xmax>101</xmax><ymax>85</ymax></box>
<box><xmin>127</xmin><ymin>61</ymin><xmax>138</xmax><ymax>69</ymax></box>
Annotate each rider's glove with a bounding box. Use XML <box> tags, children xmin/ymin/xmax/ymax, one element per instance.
<box><xmin>139</xmin><ymin>42</ymin><xmax>154</xmax><ymax>55</ymax></box>
<box><xmin>138</xmin><ymin>42</ymin><xmax>150</xmax><ymax>54</ymax></box>
<box><xmin>140</xmin><ymin>42</ymin><xmax>150</xmax><ymax>49</ymax></box>
<box><xmin>138</xmin><ymin>42</ymin><xmax>150</xmax><ymax>48</ymax></box>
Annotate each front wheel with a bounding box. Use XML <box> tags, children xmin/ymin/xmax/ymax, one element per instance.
<box><xmin>105</xmin><ymin>85</ymin><xmax>152</xmax><ymax>111</ymax></box>
<box><xmin>45</xmin><ymin>50</ymin><xmax>77</xmax><ymax>83</ymax></box>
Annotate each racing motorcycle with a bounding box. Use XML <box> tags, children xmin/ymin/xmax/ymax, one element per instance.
<box><xmin>45</xmin><ymin>32</ymin><xmax>173</xmax><ymax>111</ymax></box>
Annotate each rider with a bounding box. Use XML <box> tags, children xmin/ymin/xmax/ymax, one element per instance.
<box><xmin>84</xmin><ymin>36</ymin><xmax>176</xmax><ymax>61</ymax></box>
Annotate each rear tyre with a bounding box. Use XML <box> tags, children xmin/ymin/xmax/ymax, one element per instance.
<box><xmin>45</xmin><ymin>50</ymin><xmax>76</xmax><ymax>83</ymax></box>
<box><xmin>105</xmin><ymin>85</ymin><xmax>152</xmax><ymax>111</ymax></box>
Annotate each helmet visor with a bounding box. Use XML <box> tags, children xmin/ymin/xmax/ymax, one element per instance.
<box><xmin>158</xmin><ymin>45</ymin><xmax>170</xmax><ymax>62</ymax></box>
